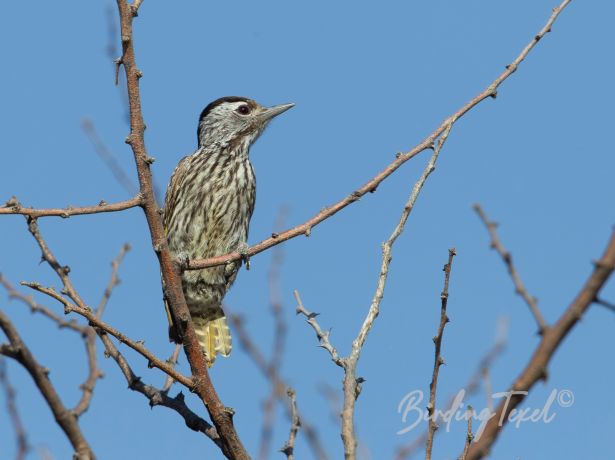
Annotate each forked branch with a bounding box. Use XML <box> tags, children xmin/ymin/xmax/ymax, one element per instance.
<box><xmin>466</xmin><ymin>230</ymin><xmax>615</xmax><ymax>459</ymax></box>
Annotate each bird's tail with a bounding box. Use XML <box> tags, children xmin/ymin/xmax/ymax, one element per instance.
<box><xmin>193</xmin><ymin>316</ymin><xmax>232</xmax><ymax>367</ymax></box>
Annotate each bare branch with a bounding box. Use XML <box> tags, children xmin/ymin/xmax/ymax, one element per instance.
<box><xmin>161</xmin><ymin>344</ymin><xmax>182</xmax><ymax>393</ymax></box>
<box><xmin>294</xmin><ymin>291</ymin><xmax>344</xmax><ymax>368</ymax></box>
<box><xmin>96</xmin><ymin>243</ymin><xmax>131</xmax><ymax>318</ymax></box>
<box><xmin>186</xmin><ymin>0</ymin><xmax>573</xmax><ymax>273</ymax></box>
<box><xmin>131</xmin><ymin>0</ymin><xmax>144</xmax><ymax>16</ymax></box>
<box><xmin>338</xmin><ymin>128</ymin><xmax>452</xmax><ymax>459</ymax></box>
<box><xmin>1</xmin><ymin>273</ymin><xmax>103</xmax><ymax>419</ymax></box>
<box><xmin>595</xmin><ymin>297</ymin><xmax>615</xmax><ymax>313</ymax></box>
<box><xmin>0</xmin><ymin>358</ymin><xmax>30</xmax><ymax>460</ymax></box>
<box><xmin>230</xmin><ymin>313</ymin><xmax>330</xmax><ymax>460</ymax></box>
<box><xmin>258</xmin><ymin>210</ymin><xmax>290</xmax><ymax>460</ymax></box>
<box><xmin>71</xmin><ymin>328</ymin><xmax>104</xmax><ymax>419</ymax></box>
<box><xmin>473</xmin><ymin>204</ymin><xmax>548</xmax><ymax>334</ymax></box>
<box><xmin>97</xmin><ymin>332</ymin><xmax>222</xmax><ymax>446</ymax></box>
<box><xmin>425</xmin><ymin>249</ymin><xmax>457</xmax><ymax>460</ymax></box>
<box><xmin>394</xmin><ymin>317</ymin><xmax>508</xmax><ymax>460</ymax></box>
<box><xmin>280</xmin><ymin>388</ymin><xmax>301</xmax><ymax>460</ymax></box>
<box><xmin>0</xmin><ymin>309</ymin><xmax>94</xmax><ymax>459</ymax></box>
<box><xmin>115</xmin><ymin>2</ymin><xmax>247</xmax><ymax>456</ymax></box>
<box><xmin>21</xmin><ymin>281</ymin><xmax>192</xmax><ymax>389</ymax></box>
<box><xmin>9</xmin><ymin>227</ymin><xmax>217</xmax><ymax>446</ymax></box>
<box><xmin>466</xmin><ymin>229</ymin><xmax>615</xmax><ymax>459</ymax></box>
<box><xmin>1</xmin><ymin>274</ymin><xmax>84</xmax><ymax>334</ymax></box>
<box><xmin>0</xmin><ymin>195</ymin><xmax>142</xmax><ymax>218</ymax></box>
<box><xmin>459</xmin><ymin>406</ymin><xmax>474</xmax><ymax>460</ymax></box>
<box><xmin>73</xmin><ymin>244</ymin><xmax>131</xmax><ymax>418</ymax></box>
<box><xmin>294</xmin><ymin>128</ymin><xmax>452</xmax><ymax>459</ymax></box>
<box><xmin>24</xmin><ymin>214</ymin><xmax>180</xmax><ymax>381</ymax></box>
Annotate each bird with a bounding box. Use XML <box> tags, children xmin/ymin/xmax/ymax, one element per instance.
<box><xmin>163</xmin><ymin>96</ymin><xmax>294</xmax><ymax>366</ymax></box>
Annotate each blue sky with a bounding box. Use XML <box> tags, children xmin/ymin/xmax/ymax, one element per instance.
<box><xmin>1</xmin><ymin>1</ymin><xmax>614</xmax><ymax>459</ymax></box>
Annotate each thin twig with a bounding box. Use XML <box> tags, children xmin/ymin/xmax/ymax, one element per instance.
<box><xmin>294</xmin><ymin>291</ymin><xmax>344</xmax><ymax>368</ymax></box>
<box><xmin>0</xmin><ymin>309</ymin><xmax>95</xmax><ymax>459</ymax></box>
<box><xmin>257</xmin><ymin>209</ymin><xmax>290</xmax><ymax>460</ymax></box>
<box><xmin>1</xmin><ymin>274</ymin><xmax>84</xmax><ymax>333</ymax></box>
<box><xmin>230</xmin><ymin>313</ymin><xmax>330</xmax><ymax>460</ymax></box>
<box><xmin>280</xmin><ymin>388</ymin><xmax>301</xmax><ymax>460</ymax></box>
<box><xmin>96</xmin><ymin>243</ymin><xmax>131</xmax><ymax>318</ymax></box>
<box><xmin>295</xmin><ymin>128</ymin><xmax>452</xmax><ymax>459</ymax></box>
<box><xmin>0</xmin><ymin>195</ymin><xmax>142</xmax><ymax>218</ymax></box>
<box><xmin>425</xmin><ymin>249</ymin><xmax>457</xmax><ymax>460</ymax></box>
<box><xmin>1</xmin><ymin>272</ymin><xmax>103</xmax><ymax>419</ymax></box>
<box><xmin>131</xmin><ymin>0</ymin><xmax>144</xmax><ymax>15</ymax></box>
<box><xmin>21</xmin><ymin>281</ymin><xmax>192</xmax><ymax>389</ymax></box>
<box><xmin>185</xmin><ymin>0</ymin><xmax>572</xmax><ymax>273</ymax></box>
<box><xmin>22</xmin><ymin>198</ymin><xmax>192</xmax><ymax>389</ymax></box>
<box><xmin>466</xmin><ymin>230</ymin><xmax>615</xmax><ymax>459</ymax></box>
<box><xmin>345</xmin><ymin>127</ymin><xmax>452</xmax><ymax>459</ymax></box>
<box><xmin>473</xmin><ymin>204</ymin><xmax>548</xmax><ymax>334</ymax></box>
<box><xmin>595</xmin><ymin>297</ymin><xmax>615</xmax><ymax>313</ymax></box>
<box><xmin>14</xmin><ymin>224</ymin><xmax>217</xmax><ymax>447</ymax></box>
<box><xmin>161</xmin><ymin>344</ymin><xmax>182</xmax><ymax>393</ymax></box>
<box><xmin>71</xmin><ymin>328</ymin><xmax>104</xmax><ymax>419</ymax></box>
<box><xmin>459</xmin><ymin>406</ymin><xmax>474</xmax><ymax>460</ymax></box>
<box><xmin>74</xmin><ymin>244</ymin><xmax>131</xmax><ymax>418</ymax></box>
<box><xmin>97</xmin><ymin>332</ymin><xmax>222</xmax><ymax>446</ymax></box>
<box><xmin>0</xmin><ymin>358</ymin><xmax>30</xmax><ymax>460</ymax></box>
<box><xmin>394</xmin><ymin>317</ymin><xmax>508</xmax><ymax>460</ymax></box>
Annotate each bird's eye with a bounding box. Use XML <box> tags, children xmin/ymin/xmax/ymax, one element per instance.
<box><xmin>236</xmin><ymin>105</ymin><xmax>251</xmax><ymax>115</ymax></box>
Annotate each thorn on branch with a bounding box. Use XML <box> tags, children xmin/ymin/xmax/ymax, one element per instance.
<box><xmin>128</xmin><ymin>376</ymin><xmax>142</xmax><ymax>390</ymax></box>
<box><xmin>114</xmin><ymin>58</ymin><xmax>123</xmax><ymax>85</ymax></box>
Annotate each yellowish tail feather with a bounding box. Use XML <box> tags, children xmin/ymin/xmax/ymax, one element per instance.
<box><xmin>193</xmin><ymin>316</ymin><xmax>232</xmax><ymax>367</ymax></box>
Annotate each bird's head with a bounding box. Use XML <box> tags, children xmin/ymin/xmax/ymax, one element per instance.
<box><xmin>197</xmin><ymin>96</ymin><xmax>294</xmax><ymax>150</ymax></box>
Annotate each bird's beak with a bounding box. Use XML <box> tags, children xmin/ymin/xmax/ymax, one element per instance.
<box><xmin>259</xmin><ymin>103</ymin><xmax>295</xmax><ymax>122</ymax></box>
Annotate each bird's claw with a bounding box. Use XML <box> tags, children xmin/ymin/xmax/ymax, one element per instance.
<box><xmin>176</xmin><ymin>252</ymin><xmax>190</xmax><ymax>271</ymax></box>
<box><xmin>237</xmin><ymin>242</ymin><xmax>250</xmax><ymax>270</ymax></box>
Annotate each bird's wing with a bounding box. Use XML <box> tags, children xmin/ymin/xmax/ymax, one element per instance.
<box><xmin>162</xmin><ymin>155</ymin><xmax>191</xmax><ymax>340</ymax></box>
<box><xmin>163</xmin><ymin>155</ymin><xmax>191</xmax><ymax>235</ymax></box>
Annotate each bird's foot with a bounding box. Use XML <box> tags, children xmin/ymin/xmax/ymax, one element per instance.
<box><xmin>176</xmin><ymin>251</ymin><xmax>190</xmax><ymax>271</ymax></box>
<box><xmin>237</xmin><ymin>242</ymin><xmax>250</xmax><ymax>270</ymax></box>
